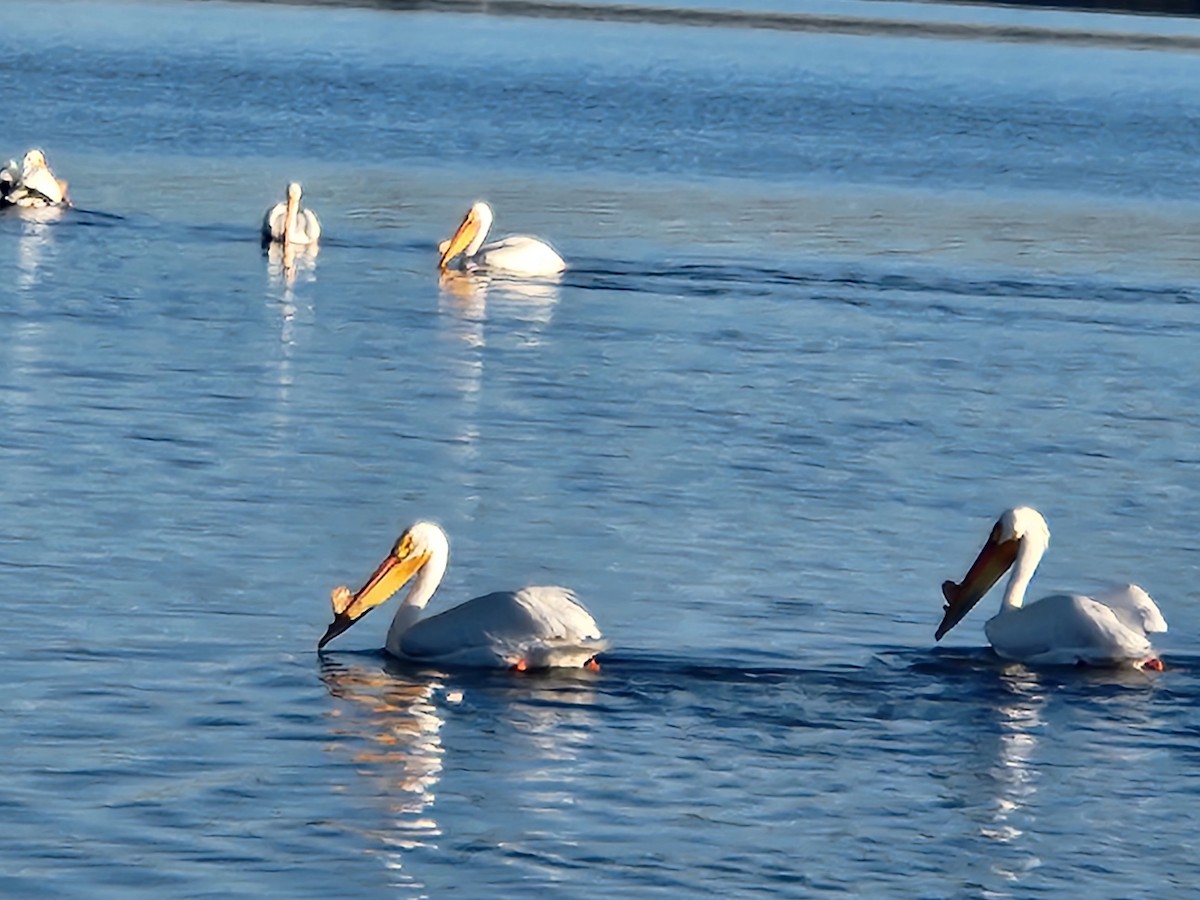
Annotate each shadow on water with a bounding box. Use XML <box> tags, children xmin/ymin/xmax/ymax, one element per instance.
<box><xmin>318</xmin><ymin>643</ymin><xmax>1192</xmax><ymax>703</ymax></box>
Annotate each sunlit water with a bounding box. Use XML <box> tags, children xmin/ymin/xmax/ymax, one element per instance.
<box><xmin>2</xmin><ymin>0</ymin><xmax>1200</xmax><ymax>895</ymax></box>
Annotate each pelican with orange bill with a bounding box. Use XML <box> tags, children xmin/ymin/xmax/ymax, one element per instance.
<box><xmin>937</xmin><ymin>506</ymin><xmax>1166</xmax><ymax>669</ymax></box>
<box><xmin>261</xmin><ymin>182</ymin><xmax>321</xmax><ymax>247</ymax></box>
<box><xmin>319</xmin><ymin>521</ymin><xmax>605</xmax><ymax>670</ymax></box>
<box><xmin>437</xmin><ymin>201</ymin><xmax>565</xmax><ymax>278</ymax></box>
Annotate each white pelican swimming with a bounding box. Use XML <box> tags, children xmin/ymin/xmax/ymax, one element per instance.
<box><xmin>318</xmin><ymin>521</ymin><xmax>606</xmax><ymax>669</ymax></box>
<box><xmin>936</xmin><ymin>506</ymin><xmax>1166</xmax><ymax>669</ymax></box>
<box><xmin>261</xmin><ymin>182</ymin><xmax>320</xmax><ymax>246</ymax></box>
<box><xmin>437</xmin><ymin>201</ymin><xmax>565</xmax><ymax>277</ymax></box>
<box><xmin>0</xmin><ymin>149</ymin><xmax>70</xmax><ymax>209</ymax></box>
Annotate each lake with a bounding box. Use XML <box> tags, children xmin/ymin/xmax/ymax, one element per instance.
<box><xmin>2</xmin><ymin>0</ymin><xmax>1200</xmax><ymax>895</ymax></box>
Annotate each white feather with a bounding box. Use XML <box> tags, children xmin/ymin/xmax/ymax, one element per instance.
<box><xmin>944</xmin><ymin>507</ymin><xmax>1166</xmax><ymax>668</ymax></box>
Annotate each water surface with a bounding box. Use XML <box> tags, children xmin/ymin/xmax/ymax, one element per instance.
<box><xmin>2</xmin><ymin>0</ymin><xmax>1200</xmax><ymax>895</ymax></box>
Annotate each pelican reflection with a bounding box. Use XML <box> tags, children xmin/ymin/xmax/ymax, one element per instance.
<box><xmin>320</xmin><ymin>660</ymin><xmax>450</xmax><ymax>851</ymax></box>
<box><xmin>267</xmin><ymin>240</ymin><xmax>318</xmax><ymax>292</ymax></box>
<box><xmin>13</xmin><ymin>206</ymin><xmax>65</xmax><ymax>291</ymax></box>
<box><xmin>264</xmin><ymin>241</ymin><xmax>317</xmax><ymax>417</ymax></box>
<box><xmin>438</xmin><ymin>269</ymin><xmax>561</xmax><ymax>330</ymax></box>
<box><xmin>983</xmin><ymin>664</ymin><xmax>1045</xmax><ymax>862</ymax></box>
<box><xmin>320</xmin><ymin>661</ymin><xmax>603</xmax><ymax>845</ymax></box>
<box><xmin>449</xmin><ymin>672</ymin><xmax>602</xmax><ymax>843</ymax></box>
<box><xmin>437</xmin><ymin>270</ymin><xmax>561</xmax><ymax>388</ymax></box>
<box><xmin>492</xmin><ymin>673</ymin><xmax>601</xmax><ymax>762</ymax></box>
<box><xmin>435</xmin><ymin>270</ymin><xmax>561</xmax><ymax>461</ymax></box>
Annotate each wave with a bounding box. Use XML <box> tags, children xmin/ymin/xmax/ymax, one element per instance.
<box><xmin>568</xmin><ymin>257</ymin><xmax>1200</xmax><ymax>318</ymax></box>
<box><xmin>321</xmin><ymin>643</ymin><xmax>1196</xmax><ymax>693</ymax></box>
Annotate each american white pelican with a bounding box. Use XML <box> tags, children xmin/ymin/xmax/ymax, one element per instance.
<box><xmin>437</xmin><ymin>201</ymin><xmax>565</xmax><ymax>277</ymax></box>
<box><xmin>319</xmin><ymin>521</ymin><xmax>606</xmax><ymax>669</ymax></box>
<box><xmin>0</xmin><ymin>149</ymin><xmax>70</xmax><ymax>208</ymax></box>
<box><xmin>936</xmin><ymin>506</ymin><xmax>1166</xmax><ymax>669</ymax></box>
<box><xmin>261</xmin><ymin>182</ymin><xmax>320</xmax><ymax>246</ymax></box>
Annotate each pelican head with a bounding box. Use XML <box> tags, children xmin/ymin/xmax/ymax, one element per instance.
<box><xmin>936</xmin><ymin>507</ymin><xmax>1049</xmax><ymax>640</ymax></box>
<box><xmin>438</xmin><ymin>201</ymin><xmax>494</xmax><ymax>270</ymax></box>
<box><xmin>318</xmin><ymin>522</ymin><xmax>449</xmax><ymax>649</ymax></box>
<box><xmin>22</xmin><ymin>149</ymin><xmax>47</xmax><ymax>170</ymax></box>
<box><xmin>287</xmin><ymin>182</ymin><xmax>303</xmax><ymax>202</ymax></box>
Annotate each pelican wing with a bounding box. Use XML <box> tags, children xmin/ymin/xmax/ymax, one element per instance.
<box><xmin>1093</xmin><ymin>583</ymin><xmax>1167</xmax><ymax>635</ymax></box>
<box><xmin>393</xmin><ymin>586</ymin><xmax>605</xmax><ymax>667</ymax></box>
<box><xmin>18</xmin><ymin>165</ymin><xmax>65</xmax><ymax>205</ymax></box>
<box><xmin>985</xmin><ymin>593</ymin><xmax>1153</xmax><ymax>666</ymax></box>
<box><xmin>477</xmin><ymin>236</ymin><xmax>565</xmax><ymax>277</ymax></box>
<box><xmin>261</xmin><ymin>203</ymin><xmax>320</xmax><ymax>245</ymax></box>
<box><xmin>261</xmin><ymin>201</ymin><xmax>286</xmax><ymax>242</ymax></box>
<box><xmin>297</xmin><ymin>209</ymin><xmax>321</xmax><ymax>243</ymax></box>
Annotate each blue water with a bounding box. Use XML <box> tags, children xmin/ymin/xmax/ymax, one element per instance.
<box><xmin>3</xmin><ymin>0</ymin><xmax>1200</xmax><ymax>895</ymax></box>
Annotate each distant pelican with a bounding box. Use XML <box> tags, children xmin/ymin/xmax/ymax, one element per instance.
<box><xmin>937</xmin><ymin>506</ymin><xmax>1166</xmax><ymax>669</ymax></box>
<box><xmin>437</xmin><ymin>201</ymin><xmax>565</xmax><ymax>277</ymax></box>
<box><xmin>319</xmin><ymin>521</ymin><xmax>606</xmax><ymax>670</ymax></box>
<box><xmin>261</xmin><ymin>182</ymin><xmax>320</xmax><ymax>246</ymax></box>
<box><xmin>0</xmin><ymin>149</ymin><xmax>70</xmax><ymax>209</ymax></box>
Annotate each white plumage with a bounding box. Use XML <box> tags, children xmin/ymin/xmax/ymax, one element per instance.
<box><xmin>937</xmin><ymin>507</ymin><xmax>1166</xmax><ymax>668</ymax></box>
<box><xmin>1</xmin><ymin>149</ymin><xmax>69</xmax><ymax>208</ymax></box>
<box><xmin>261</xmin><ymin>182</ymin><xmax>320</xmax><ymax>246</ymax></box>
<box><xmin>437</xmin><ymin>201</ymin><xmax>565</xmax><ymax>277</ymax></box>
<box><xmin>320</xmin><ymin>521</ymin><xmax>606</xmax><ymax>669</ymax></box>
